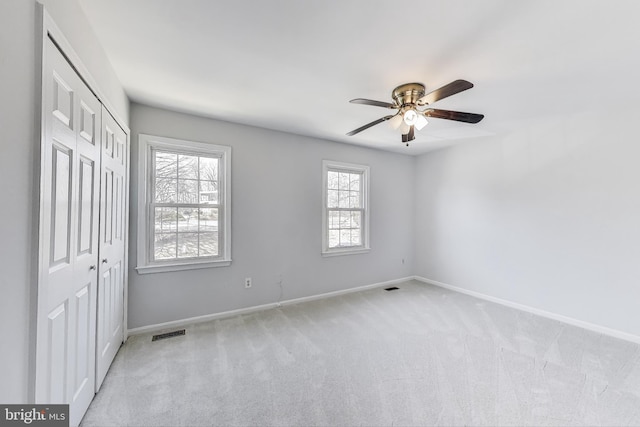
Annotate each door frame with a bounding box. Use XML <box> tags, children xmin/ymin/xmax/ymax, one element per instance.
<box><xmin>34</xmin><ymin>2</ymin><xmax>130</xmax><ymax>402</ymax></box>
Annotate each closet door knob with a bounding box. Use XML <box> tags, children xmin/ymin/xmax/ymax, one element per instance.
<box><xmin>89</xmin><ymin>265</ymin><xmax>96</xmax><ymax>271</ymax></box>
<box><xmin>102</xmin><ymin>258</ymin><xmax>108</xmax><ymax>264</ymax></box>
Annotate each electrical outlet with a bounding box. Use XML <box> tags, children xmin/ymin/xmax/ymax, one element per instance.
<box><xmin>244</xmin><ymin>277</ymin><xmax>252</xmax><ymax>288</ymax></box>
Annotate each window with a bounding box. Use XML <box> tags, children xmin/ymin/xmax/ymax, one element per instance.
<box><xmin>137</xmin><ymin>134</ymin><xmax>231</xmax><ymax>273</ymax></box>
<box><xmin>322</xmin><ymin>160</ymin><xmax>370</xmax><ymax>256</ymax></box>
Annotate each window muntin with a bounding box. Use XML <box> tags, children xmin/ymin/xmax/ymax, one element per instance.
<box><xmin>322</xmin><ymin>161</ymin><xmax>370</xmax><ymax>255</ymax></box>
<box><xmin>137</xmin><ymin>134</ymin><xmax>231</xmax><ymax>273</ymax></box>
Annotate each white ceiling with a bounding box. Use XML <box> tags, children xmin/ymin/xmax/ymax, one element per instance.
<box><xmin>78</xmin><ymin>0</ymin><xmax>640</xmax><ymax>155</ymax></box>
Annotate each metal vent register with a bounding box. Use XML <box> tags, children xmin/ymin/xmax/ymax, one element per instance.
<box><xmin>152</xmin><ymin>329</ymin><xmax>186</xmax><ymax>341</ymax></box>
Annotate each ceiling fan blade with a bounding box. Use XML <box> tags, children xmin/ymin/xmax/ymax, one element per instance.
<box><xmin>408</xmin><ymin>125</ymin><xmax>415</xmax><ymax>141</ymax></box>
<box><xmin>416</xmin><ymin>79</ymin><xmax>474</xmax><ymax>106</ymax></box>
<box><xmin>423</xmin><ymin>108</ymin><xmax>484</xmax><ymax>124</ymax></box>
<box><xmin>346</xmin><ymin>115</ymin><xmax>395</xmax><ymax>136</ymax></box>
<box><xmin>349</xmin><ymin>98</ymin><xmax>397</xmax><ymax>109</ymax></box>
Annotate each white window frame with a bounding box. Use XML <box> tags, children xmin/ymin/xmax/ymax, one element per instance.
<box><xmin>322</xmin><ymin>160</ymin><xmax>370</xmax><ymax>256</ymax></box>
<box><xmin>136</xmin><ymin>134</ymin><xmax>231</xmax><ymax>274</ymax></box>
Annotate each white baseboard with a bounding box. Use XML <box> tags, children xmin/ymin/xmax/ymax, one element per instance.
<box><xmin>128</xmin><ymin>276</ymin><xmax>413</xmax><ymax>336</ymax></box>
<box><xmin>413</xmin><ymin>276</ymin><xmax>640</xmax><ymax>345</ymax></box>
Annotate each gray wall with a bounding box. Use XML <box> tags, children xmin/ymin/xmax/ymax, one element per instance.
<box><xmin>128</xmin><ymin>103</ymin><xmax>415</xmax><ymax>328</ymax></box>
<box><xmin>413</xmin><ymin>111</ymin><xmax>640</xmax><ymax>336</ymax></box>
<box><xmin>0</xmin><ymin>0</ymin><xmax>38</xmax><ymax>405</ymax></box>
<box><xmin>0</xmin><ymin>0</ymin><xmax>127</xmax><ymax>403</ymax></box>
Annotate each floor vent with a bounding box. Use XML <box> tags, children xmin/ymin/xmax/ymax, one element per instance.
<box><xmin>384</xmin><ymin>287</ymin><xmax>400</xmax><ymax>291</ymax></box>
<box><xmin>152</xmin><ymin>329</ymin><xmax>186</xmax><ymax>342</ymax></box>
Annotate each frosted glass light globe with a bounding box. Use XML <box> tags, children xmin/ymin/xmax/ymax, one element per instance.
<box><xmin>415</xmin><ymin>114</ymin><xmax>428</xmax><ymax>130</ymax></box>
<box><xmin>403</xmin><ymin>109</ymin><xmax>418</xmax><ymax>125</ymax></box>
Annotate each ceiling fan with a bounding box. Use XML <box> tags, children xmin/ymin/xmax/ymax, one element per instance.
<box><xmin>346</xmin><ymin>80</ymin><xmax>484</xmax><ymax>146</ymax></box>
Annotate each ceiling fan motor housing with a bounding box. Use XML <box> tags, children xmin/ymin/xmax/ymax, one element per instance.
<box><xmin>392</xmin><ymin>83</ymin><xmax>426</xmax><ymax>107</ymax></box>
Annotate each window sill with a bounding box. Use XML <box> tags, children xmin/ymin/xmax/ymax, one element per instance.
<box><xmin>322</xmin><ymin>248</ymin><xmax>370</xmax><ymax>257</ymax></box>
<box><xmin>136</xmin><ymin>259</ymin><xmax>231</xmax><ymax>275</ymax></box>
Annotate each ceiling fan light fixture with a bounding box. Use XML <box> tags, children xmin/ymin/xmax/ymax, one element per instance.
<box><xmin>388</xmin><ymin>114</ymin><xmax>403</xmax><ymax>130</ymax></box>
<box><xmin>399</xmin><ymin>121</ymin><xmax>410</xmax><ymax>134</ymax></box>
<box><xmin>415</xmin><ymin>114</ymin><xmax>428</xmax><ymax>131</ymax></box>
<box><xmin>403</xmin><ymin>109</ymin><xmax>418</xmax><ymax>126</ymax></box>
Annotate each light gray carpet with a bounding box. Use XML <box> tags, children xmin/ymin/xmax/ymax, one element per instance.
<box><xmin>81</xmin><ymin>280</ymin><xmax>640</xmax><ymax>426</ymax></box>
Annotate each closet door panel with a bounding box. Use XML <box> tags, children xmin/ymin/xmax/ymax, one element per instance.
<box><xmin>36</xmin><ymin>37</ymin><xmax>101</xmax><ymax>427</ymax></box>
<box><xmin>50</xmin><ymin>143</ymin><xmax>73</xmax><ymax>267</ymax></box>
<box><xmin>69</xmin><ymin>75</ymin><xmax>101</xmax><ymax>426</ymax></box>
<box><xmin>96</xmin><ymin>107</ymin><xmax>127</xmax><ymax>391</ymax></box>
<box><xmin>77</xmin><ymin>157</ymin><xmax>95</xmax><ymax>255</ymax></box>
<box><xmin>46</xmin><ymin>303</ymin><xmax>68</xmax><ymax>403</ymax></box>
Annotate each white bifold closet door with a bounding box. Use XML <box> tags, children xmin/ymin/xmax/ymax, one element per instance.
<box><xmin>36</xmin><ymin>37</ymin><xmax>101</xmax><ymax>426</ymax></box>
<box><xmin>36</xmin><ymin>36</ymin><xmax>128</xmax><ymax>426</ymax></box>
<box><xmin>95</xmin><ymin>107</ymin><xmax>126</xmax><ymax>391</ymax></box>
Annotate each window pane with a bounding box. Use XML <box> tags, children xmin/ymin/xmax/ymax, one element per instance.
<box><xmin>351</xmin><ymin>211</ymin><xmax>361</xmax><ymax>228</ymax></box>
<box><xmin>177</xmin><ymin>179</ymin><xmax>198</xmax><ymax>203</ymax></box>
<box><xmin>178</xmin><ymin>207</ymin><xmax>198</xmax><ymax>232</ymax></box>
<box><xmin>177</xmin><ymin>233</ymin><xmax>199</xmax><ymax>258</ymax></box>
<box><xmin>339</xmin><ymin>173</ymin><xmax>350</xmax><ymax>190</ymax></box>
<box><xmin>178</xmin><ymin>154</ymin><xmax>198</xmax><ymax>179</ymax></box>
<box><xmin>339</xmin><ymin>229</ymin><xmax>351</xmax><ymax>246</ymax></box>
<box><xmin>351</xmin><ymin>229</ymin><xmax>361</xmax><ymax>246</ymax></box>
<box><xmin>154</xmin><ymin>232</ymin><xmax>176</xmax><ymax>260</ymax></box>
<box><xmin>154</xmin><ymin>207</ymin><xmax>177</xmax><ymax>233</ymax></box>
<box><xmin>199</xmin><ymin>232</ymin><xmax>218</xmax><ymax>256</ymax></box>
<box><xmin>155</xmin><ymin>151</ymin><xmax>177</xmax><ymax>178</ymax></box>
<box><xmin>327</xmin><ymin>189</ymin><xmax>339</xmax><ymax>208</ymax></box>
<box><xmin>327</xmin><ymin>171</ymin><xmax>339</xmax><ymax>190</ymax></box>
<box><xmin>338</xmin><ymin>190</ymin><xmax>350</xmax><ymax>208</ymax></box>
<box><xmin>200</xmin><ymin>157</ymin><xmax>218</xmax><ymax>181</ymax></box>
<box><xmin>199</xmin><ymin>180</ymin><xmax>218</xmax><ymax>204</ymax></box>
<box><xmin>349</xmin><ymin>191</ymin><xmax>361</xmax><ymax>208</ymax></box>
<box><xmin>339</xmin><ymin>211</ymin><xmax>350</xmax><ymax>228</ymax></box>
<box><xmin>350</xmin><ymin>174</ymin><xmax>361</xmax><ymax>191</ymax></box>
<box><xmin>199</xmin><ymin>208</ymin><xmax>218</xmax><ymax>232</ymax></box>
<box><xmin>328</xmin><ymin>210</ymin><xmax>339</xmax><ymax>229</ymax></box>
<box><xmin>155</xmin><ymin>178</ymin><xmax>177</xmax><ymax>203</ymax></box>
<box><xmin>328</xmin><ymin>230</ymin><xmax>339</xmax><ymax>248</ymax></box>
